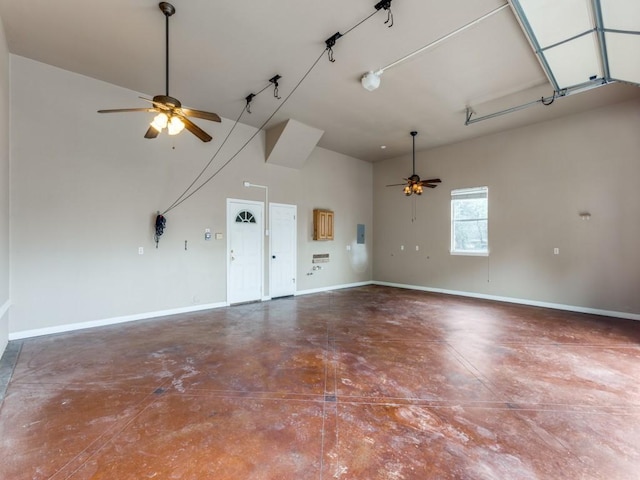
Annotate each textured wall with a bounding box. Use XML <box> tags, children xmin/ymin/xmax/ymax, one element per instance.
<box><xmin>374</xmin><ymin>98</ymin><xmax>640</xmax><ymax>315</ymax></box>
<box><xmin>9</xmin><ymin>55</ymin><xmax>372</xmax><ymax>334</ymax></box>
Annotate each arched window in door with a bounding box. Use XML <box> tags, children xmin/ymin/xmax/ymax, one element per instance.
<box><xmin>235</xmin><ymin>210</ymin><xmax>257</xmax><ymax>224</ymax></box>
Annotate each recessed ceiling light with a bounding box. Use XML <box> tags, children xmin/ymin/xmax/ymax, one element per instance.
<box><xmin>380</xmin><ymin>145</ymin><xmax>387</xmax><ymax>149</ymax></box>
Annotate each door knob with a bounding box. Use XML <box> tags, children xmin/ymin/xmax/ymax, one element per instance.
<box><xmin>272</xmin><ymin>255</ymin><xmax>276</xmax><ymax>259</ymax></box>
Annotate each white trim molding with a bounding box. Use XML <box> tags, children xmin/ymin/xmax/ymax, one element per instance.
<box><xmin>8</xmin><ymin>302</ymin><xmax>229</xmax><ymax>340</ymax></box>
<box><xmin>373</xmin><ymin>281</ymin><xmax>640</xmax><ymax>321</ymax></box>
<box><xmin>10</xmin><ymin>280</ymin><xmax>636</xmax><ymax>341</ymax></box>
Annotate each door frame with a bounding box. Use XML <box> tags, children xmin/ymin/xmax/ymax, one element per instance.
<box><xmin>226</xmin><ymin>198</ymin><xmax>265</xmax><ymax>305</ymax></box>
<box><xmin>269</xmin><ymin>202</ymin><xmax>297</xmax><ymax>298</ymax></box>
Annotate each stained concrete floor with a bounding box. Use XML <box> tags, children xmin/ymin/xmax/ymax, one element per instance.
<box><xmin>0</xmin><ymin>285</ymin><xmax>639</xmax><ymax>479</ymax></box>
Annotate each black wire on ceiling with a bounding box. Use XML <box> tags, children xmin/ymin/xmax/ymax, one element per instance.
<box><xmin>161</xmin><ymin>0</ymin><xmax>395</xmax><ymax>216</ymax></box>
<box><xmin>163</xmin><ymin>48</ymin><xmax>327</xmax><ymax>215</ymax></box>
<box><xmin>162</xmin><ymin>78</ymin><xmax>278</xmax><ymax>215</ymax></box>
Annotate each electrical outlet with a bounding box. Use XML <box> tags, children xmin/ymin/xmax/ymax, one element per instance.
<box><xmin>138</xmin><ymin>247</ymin><xmax>144</xmax><ymax>255</ymax></box>
<box><xmin>554</xmin><ymin>247</ymin><xmax>559</xmax><ymax>255</ymax></box>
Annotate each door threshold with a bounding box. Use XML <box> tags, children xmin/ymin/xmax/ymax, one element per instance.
<box><xmin>229</xmin><ymin>299</ymin><xmax>262</xmax><ymax>307</ymax></box>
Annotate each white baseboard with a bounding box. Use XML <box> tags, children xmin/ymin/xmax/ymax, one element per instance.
<box><xmin>295</xmin><ymin>281</ymin><xmax>373</xmax><ymax>297</ymax></box>
<box><xmin>8</xmin><ymin>302</ymin><xmax>229</xmax><ymax>340</ymax></box>
<box><xmin>9</xmin><ymin>280</ymin><xmax>637</xmax><ymax>341</ymax></box>
<box><xmin>373</xmin><ymin>281</ymin><xmax>640</xmax><ymax>321</ymax></box>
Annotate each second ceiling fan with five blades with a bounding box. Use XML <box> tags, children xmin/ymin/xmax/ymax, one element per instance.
<box><xmin>387</xmin><ymin>131</ymin><xmax>441</xmax><ymax>195</ymax></box>
<box><xmin>98</xmin><ymin>2</ymin><xmax>221</xmax><ymax>142</ymax></box>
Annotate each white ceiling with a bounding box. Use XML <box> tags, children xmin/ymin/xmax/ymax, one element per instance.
<box><xmin>1</xmin><ymin>0</ymin><xmax>638</xmax><ymax>161</ymax></box>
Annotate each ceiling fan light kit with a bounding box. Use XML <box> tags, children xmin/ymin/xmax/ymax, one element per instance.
<box><xmin>97</xmin><ymin>2</ymin><xmax>221</xmax><ymax>142</ymax></box>
<box><xmin>386</xmin><ymin>131</ymin><xmax>441</xmax><ymax>196</ymax></box>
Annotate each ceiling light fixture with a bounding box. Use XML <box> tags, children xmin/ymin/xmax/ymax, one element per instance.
<box><xmin>97</xmin><ymin>2</ymin><xmax>221</xmax><ymax>142</ymax></box>
<box><xmin>361</xmin><ymin>70</ymin><xmax>383</xmax><ymax>91</ymax></box>
<box><xmin>385</xmin><ymin>131</ymin><xmax>441</xmax><ymax>196</ymax></box>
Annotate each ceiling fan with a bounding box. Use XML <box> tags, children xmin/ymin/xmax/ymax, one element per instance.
<box><xmin>386</xmin><ymin>131</ymin><xmax>441</xmax><ymax>195</ymax></box>
<box><xmin>98</xmin><ymin>2</ymin><xmax>221</xmax><ymax>142</ymax></box>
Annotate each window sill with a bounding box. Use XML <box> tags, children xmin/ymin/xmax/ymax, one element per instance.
<box><xmin>450</xmin><ymin>251</ymin><xmax>489</xmax><ymax>257</ymax></box>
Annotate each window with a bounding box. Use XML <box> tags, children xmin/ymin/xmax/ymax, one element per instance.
<box><xmin>451</xmin><ymin>187</ymin><xmax>488</xmax><ymax>256</ymax></box>
<box><xmin>235</xmin><ymin>210</ymin><xmax>256</xmax><ymax>223</ymax></box>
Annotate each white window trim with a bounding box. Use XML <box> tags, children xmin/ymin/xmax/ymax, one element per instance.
<box><xmin>450</xmin><ymin>250</ymin><xmax>490</xmax><ymax>257</ymax></box>
<box><xmin>450</xmin><ymin>186</ymin><xmax>489</xmax><ymax>256</ymax></box>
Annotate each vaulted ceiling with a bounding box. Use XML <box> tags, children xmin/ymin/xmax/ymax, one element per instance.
<box><xmin>1</xmin><ymin>0</ymin><xmax>638</xmax><ymax>161</ymax></box>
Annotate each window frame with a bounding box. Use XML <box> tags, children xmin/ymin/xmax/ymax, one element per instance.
<box><xmin>450</xmin><ymin>186</ymin><xmax>489</xmax><ymax>256</ymax></box>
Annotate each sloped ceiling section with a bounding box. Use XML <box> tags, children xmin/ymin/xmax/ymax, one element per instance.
<box><xmin>0</xmin><ymin>0</ymin><xmax>638</xmax><ymax>161</ymax></box>
<box><xmin>265</xmin><ymin>119</ymin><xmax>324</xmax><ymax>169</ymax></box>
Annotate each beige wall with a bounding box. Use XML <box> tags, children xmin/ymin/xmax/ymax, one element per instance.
<box><xmin>9</xmin><ymin>55</ymin><xmax>372</xmax><ymax>335</ymax></box>
<box><xmin>374</xmin><ymin>98</ymin><xmax>640</xmax><ymax>315</ymax></box>
<box><xmin>7</xmin><ymin>54</ymin><xmax>638</xmax><ymax>341</ymax></box>
<box><xmin>0</xmin><ymin>17</ymin><xmax>9</xmax><ymax>353</ymax></box>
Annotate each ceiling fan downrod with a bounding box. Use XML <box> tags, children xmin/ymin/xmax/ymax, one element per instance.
<box><xmin>159</xmin><ymin>2</ymin><xmax>175</xmax><ymax>97</ymax></box>
<box><xmin>411</xmin><ymin>131</ymin><xmax>417</xmax><ymax>176</ymax></box>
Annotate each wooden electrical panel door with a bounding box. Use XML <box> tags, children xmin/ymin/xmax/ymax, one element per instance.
<box><xmin>313</xmin><ymin>209</ymin><xmax>334</xmax><ymax>240</ymax></box>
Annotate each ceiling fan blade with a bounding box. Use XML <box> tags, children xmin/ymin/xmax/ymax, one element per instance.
<box><xmin>98</xmin><ymin>108</ymin><xmax>156</xmax><ymax>114</ymax></box>
<box><xmin>180</xmin><ymin>108</ymin><xmax>222</xmax><ymax>123</ymax></box>
<box><xmin>424</xmin><ymin>184</ymin><xmax>438</xmax><ymax>188</ymax></box>
<box><xmin>424</xmin><ymin>178</ymin><xmax>442</xmax><ymax>183</ymax></box>
<box><xmin>180</xmin><ymin>116</ymin><xmax>212</xmax><ymax>142</ymax></box>
<box><xmin>386</xmin><ymin>183</ymin><xmax>408</xmax><ymax>187</ymax></box>
<box><xmin>144</xmin><ymin>126</ymin><xmax>160</xmax><ymax>139</ymax></box>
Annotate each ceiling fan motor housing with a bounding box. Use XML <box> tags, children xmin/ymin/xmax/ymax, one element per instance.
<box><xmin>153</xmin><ymin>95</ymin><xmax>181</xmax><ymax>109</ymax></box>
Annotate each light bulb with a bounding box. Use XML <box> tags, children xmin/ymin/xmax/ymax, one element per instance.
<box><xmin>167</xmin><ymin>116</ymin><xmax>185</xmax><ymax>135</ymax></box>
<box><xmin>361</xmin><ymin>70</ymin><xmax>382</xmax><ymax>91</ymax></box>
<box><xmin>404</xmin><ymin>185</ymin><xmax>412</xmax><ymax>196</ymax></box>
<box><xmin>150</xmin><ymin>113</ymin><xmax>168</xmax><ymax>132</ymax></box>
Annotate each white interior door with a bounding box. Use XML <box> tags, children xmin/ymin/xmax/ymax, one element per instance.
<box><xmin>270</xmin><ymin>203</ymin><xmax>297</xmax><ymax>298</ymax></box>
<box><xmin>227</xmin><ymin>199</ymin><xmax>264</xmax><ymax>304</ymax></box>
